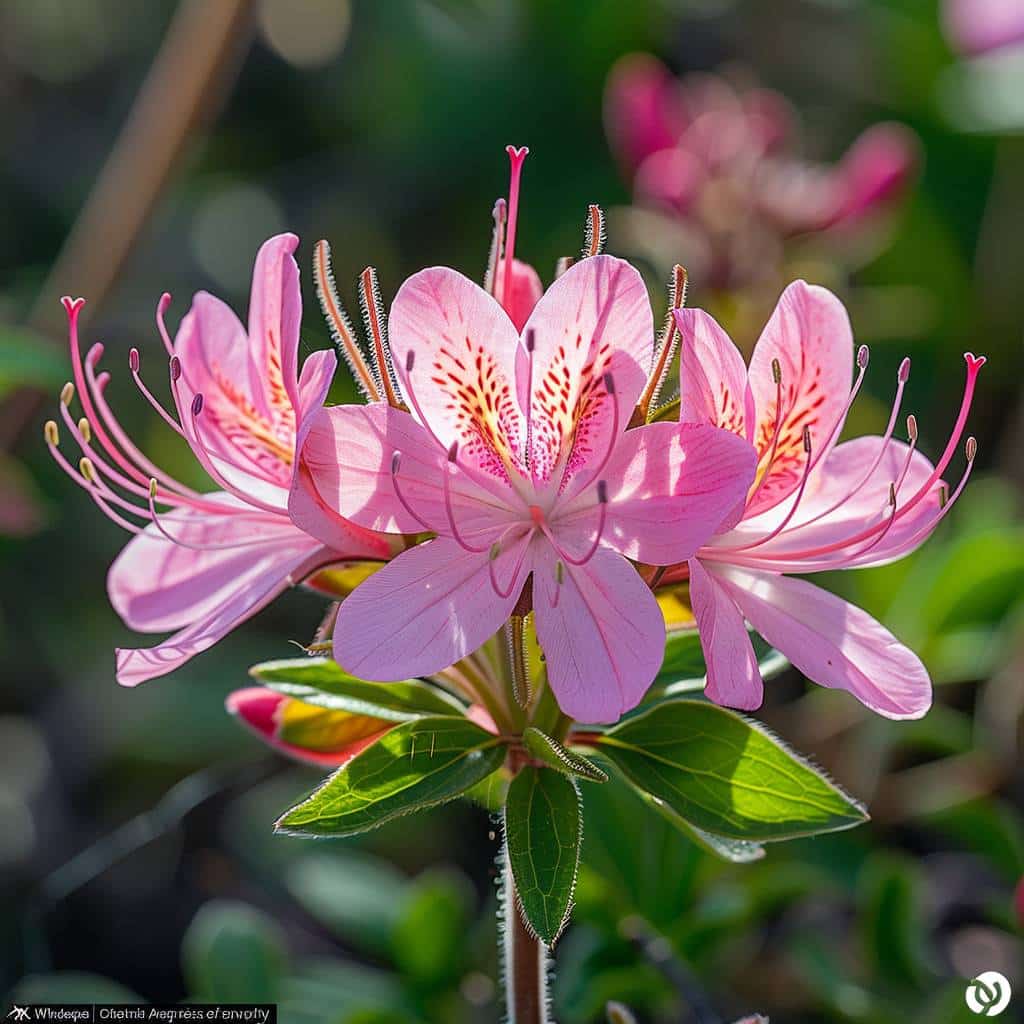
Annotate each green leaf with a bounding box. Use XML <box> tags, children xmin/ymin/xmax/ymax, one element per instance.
<box><xmin>251</xmin><ymin>657</ymin><xmax>466</xmax><ymax>721</ymax></box>
<box><xmin>181</xmin><ymin>900</ymin><xmax>288</xmax><ymax>1002</ymax></box>
<box><xmin>505</xmin><ymin>766</ymin><xmax>583</xmax><ymax>945</ymax></box>
<box><xmin>654</xmin><ymin>630</ymin><xmax>706</xmax><ymax>685</ymax></box>
<box><xmin>9</xmin><ymin>973</ymin><xmax>143</xmax><ymax>1004</ymax></box>
<box><xmin>275</xmin><ymin>717</ymin><xmax>504</xmax><ymax>837</ymax></box>
<box><xmin>596</xmin><ymin>699</ymin><xmax>866</xmax><ymax>841</ymax></box>
<box><xmin>524</xmin><ymin>726</ymin><xmax>607</xmax><ymax>782</ymax></box>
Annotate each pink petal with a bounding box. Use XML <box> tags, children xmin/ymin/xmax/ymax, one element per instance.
<box><xmin>675</xmin><ymin>308</ymin><xmax>753</xmax><ymax>438</ymax></box>
<box><xmin>296</xmin><ymin>348</ymin><xmax>338</xmax><ymax>426</ymax></box>
<box><xmin>689</xmin><ymin>559</ymin><xmax>763</xmax><ymax>710</ymax></box>
<box><xmin>943</xmin><ymin>0</ymin><xmax>1024</xmax><ymax>56</ymax></box>
<box><xmin>633</xmin><ymin>147</ymin><xmax>706</xmax><ymax>214</ymax></box>
<box><xmin>290</xmin><ymin>403</ymin><xmax>513</xmax><ymax>542</ymax></box>
<box><xmin>246</xmin><ymin>232</ymin><xmax>302</xmax><ymax>418</ymax></box>
<box><xmin>714</xmin><ymin>566</ymin><xmax>932</xmax><ymax>719</ymax></box>
<box><xmin>827</xmin><ymin>123</ymin><xmax>917</xmax><ymax>227</ymax></box>
<box><xmin>518</xmin><ymin>255</ymin><xmax>653</xmax><ymax>486</ymax></box>
<box><xmin>226</xmin><ymin>687</ymin><xmax>388</xmax><ymax>768</ymax></box>
<box><xmin>532</xmin><ymin>545</ymin><xmax>665</xmax><ymax>724</ymax></box>
<box><xmin>333</xmin><ymin>536</ymin><xmax>529</xmax><ymax>681</ymax></box>
<box><xmin>726</xmin><ymin>436</ymin><xmax>941</xmax><ymax>570</ymax></box>
<box><xmin>746</xmin><ymin>281</ymin><xmax>854</xmax><ymax>517</ymax></box>
<box><xmin>388</xmin><ymin>266</ymin><xmax>524</xmax><ymax>483</ymax></box>
<box><xmin>108</xmin><ymin>496</ymin><xmax>305</xmax><ymax>632</ymax></box>
<box><xmin>505</xmin><ymin>259</ymin><xmax>543</xmax><ymax>331</ymax></box>
<box><xmin>557</xmin><ymin>422</ymin><xmax>756</xmax><ymax>565</ymax></box>
<box><xmin>604</xmin><ymin>54</ymin><xmax>686</xmax><ymax>175</ymax></box>
<box><xmin>115</xmin><ymin>542</ymin><xmax>328</xmax><ymax>687</ymax></box>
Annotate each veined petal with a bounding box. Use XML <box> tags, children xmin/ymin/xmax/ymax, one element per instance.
<box><xmin>689</xmin><ymin>559</ymin><xmax>763</xmax><ymax>710</ymax></box>
<box><xmin>333</xmin><ymin>536</ymin><xmax>529</xmax><ymax>681</ymax></box>
<box><xmin>518</xmin><ymin>255</ymin><xmax>653</xmax><ymax>487</ymax></box>
<box><xmin>557</xmin><ymin>422</ymin><xmax>756</xmax><ymax>565</ymax></box>
<box><xmin>247</xmin><ymin>232</ymin><xmax>303</xmax><ymax>420</ymax></box>
<box><xmin>746</xmin><ymin>281</ymin><xmax>854</xmax><ymax>516</ymax></box>
<box><xmin>115</xmin><ymin>543</ymin><xmax>328</xmax><ymax>687</ymax></box>
<box><xmin>714</xmin><ymin>566</ymin><xmax>931</xmax><ymax>719</ymax></box>
<box><xmin>532</xmin><ymin>545</ymin><xmax>665</xmax><ymax>724</ymax></box>
<box><xmin>290</xmin><ymin>403</ymin><xmax>515</xmax><ymax>541</ymax></box>
<box><xmin>388</xmin><ymin>266</ymin><xmax>524</xmax><ymax>483</ymax></box>
<box><xmin>717</xmin><ymin>436</ymin><xmax>941</xmax><ymax>570</ymax></box>
<box><xmin>675</xmin><ymin>308</ymin><xmax>752</xmax><ymax>439</ymax></box>
<box><xmin>108</xmin><ymin>495</ymin><xmax>304</xmax><ymax>632</ymax></box>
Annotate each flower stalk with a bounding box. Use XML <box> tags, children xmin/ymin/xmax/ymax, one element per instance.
<box><xmin>502</xmin><ymin>833</ymin><xmax>549</xmax><ymax>1024</ymax></box>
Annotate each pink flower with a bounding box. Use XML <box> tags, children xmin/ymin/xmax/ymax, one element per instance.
<box><xmin>604</xmin><ymin>56</ymin><xmax>917</xmax><ymax>287</ymax></box>
<box><xmin>674</xmin><ymin>281</ymin><xmax>985</xmax><ymax>718</ymax></box>
<box><xmin>291</xmin><ymin>251</ymin><xmax>756</xmax><ymax>724</ymax></box>
<box><xmin>944</xmin><ymin>0</ymin><xmax>1024</xmax><ymax>56</ymax></box>
<box><xmin>47</xmin><ymin>234</ymin><xmax>394</xmax><ymax>686</ymax></box>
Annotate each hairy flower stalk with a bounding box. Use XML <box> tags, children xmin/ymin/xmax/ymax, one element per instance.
<box><xmin>46</xmin><ymin>234</ymin><xmax>395</xmax><ymax>684</ymax></box>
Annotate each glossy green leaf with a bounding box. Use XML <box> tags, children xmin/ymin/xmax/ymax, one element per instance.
<box><xmin>251</xmin><ymin>657</ymin><xmax>466</xmax><ymax>721</ymax></box>
<box><xmin>596</xmin><ymin>699</ymin><xmax>866</xmax><ymax>841</ymax></box>
<box><xmin>505</xmin><ymin>766</ymin><xmax>583</xmax><ymax>945</ymax></box>
<box><xmin>275</xmin><ymin>717</ymin><xmax>504</xmax><ymax>837</ymax></box>
<box><xmin>524</xmin><ymin>726</ymin><xmax>607</xmax><ymax>782</ymax></box>
<box><xmin>181</xmin><ymin>900</ymin><xmax>288</xmax><ymax>1002</ymax></box>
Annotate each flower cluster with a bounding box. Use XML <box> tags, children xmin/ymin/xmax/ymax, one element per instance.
<box><xmin>604</xmin><ymin>55</ymin><xmax>917</xmax><ymax>291</ymax></box>
<box><xmin>49</xmin><ymin>146</ymin><xmax>981</xmax><ymax>744</ymax></box>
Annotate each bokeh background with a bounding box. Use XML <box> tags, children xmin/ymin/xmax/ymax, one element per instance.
<box><xmin>1</xmin><ymin>1</ymin><xmax>1022</xmax><ymax>1021</ymax></box>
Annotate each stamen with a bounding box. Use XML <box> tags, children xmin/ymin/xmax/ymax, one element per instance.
<box><xmin>550</xmin><ymin>559</ymin><xmax>565</xmax><ymax>609</ymax></box>
<box><xmin>746</xmin><ymin>360</ymin><xmax>785</xmax><ymax>506</ymax></box>
<box><xmin>523</xmin><ymin>328</ymin><xmax>536</xmax><ymax>482</ymax></box>
<box><xmin>485</xmin><ymin>198</ymin><xmax>507</xmax><ymax>297</ymax></box>
<box><xmin>488</xmin><ymin>537</ymin><xmax>531</xmax><ymax>602</ymax></box>
<box><xmin>501</xmin><ymin>145</ymin><xmax>529</xmax><ymax>305</ymax></box>
<box><xmin>315</xmin><ymin>240</ymin><xmax>380</xmax><ymax>402</ymax></box>
<box><xmin>805</xmin><ymin>343</ymin><xmax>870</xmax><ymax>476</ymax></box>
<box><xmin>192</xmin><ymin>393</ymin><xmax>204</xmax><ymax>417</ymax></box>
<box><xmin>634</xmin><ymin>265</ymin><xmax>687</xmax><ymax>425</ymax></box>
<box><xmin>170</xmin><ymin>356</ymin><xmax>182</xmax><ymax>382</ymax></box>
<box><xmin>61</xmin><ymin>382</ymin><xmax>74</xmax><ymax>406</ymax></box>
<box><xmin>443</xmin><ymin>444</ymin><xmax>491</xmax><ymax>553</ymax></box>
<box><xmin>155</xmin><ymin>293</ymin><xmax>175</xmax><ymax>357</ymax></box>
<box><xmin>130</xmin><ymin>349</ymin><xmax>186</xmax><ymax>437</ymax></box>
<box><xmin>582</xmin><ymin>204</ymin><xmax>606</xmax><ymax>259</ymax></box>
<box><xmin>539</xmin><ymin>480</ymin><xmax>609</xmax><ymax>567</ymax></box>
<box><xmin>44</xmin><ymin>421</ymin><xmax>59</xmax><ymax>446</ymax></box>
<box><xmin>359</xmin><ymin>266</ymin><xmax>403</xmax><ymax>408</ymax></box>
<box><xmin>78</xmin><ymin>418</ymin><xmax>91</xmax><ymax>444</ymax></box>
<box><xmin>389</xmin><ymin>451</ymin><xmax>432</xmax><ymax>531</ymax></box>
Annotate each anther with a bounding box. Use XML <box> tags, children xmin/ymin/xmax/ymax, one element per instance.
<box><xmin>149</xmin><ymin>478</ymin><xmax>158</xmax><ymax>499</ymax></box>
<box><xmin>803</xmin><ymin>425</ymin><xmax>812</xmax><ymax>453</ymax></box>
<box><xmin>44</xmin><ymin>421</ymin><xmax>59</xmax><ymax>446</ymax></box>
<box><xmin>857</xmin><ymin>345</ymin><xmax>869</xmax><ymax>370</ymax></box>
<box><xmin>129</xmin><ymin>348</ymin><xmax>140</xmax><ymax>373</ymax></box>
<box><xmin>447</xmin><ymin>441</ymin><xmax>459</xmax><ymax>463</ymax></box>
<box><xmin>771</xmin><ymin>358</ymin><xmax>782</xmax><ymax>385</ymax></box>
<box><xmin>525</xmin><ymin>328</ymin><xmax>535</xmax><ymax>353</ymax></box>
<box><xmin>555</xmin><ymin>560</ymin><xmax>565</xmax><ymax>585</ymax></box>
<box><xmin>191</xmin><ymin>393</ymin><xmax>204</xmax><ymax>417</ymax></box>
<box><xmin>170</xmin><ymin>356</ymin><xmax>182</xmax><ymax>382</ymax></box>
<box><xmin>78</xmin><ymin>417</ymin><xmax>91</xmax><ymax>444</ymax></box>
<box><xmin>889</xmin><ymin>482</ymin><xmax>897</xmax><ymax>506</ymax></box>
<box><xmin>603</xmin><ymin>372</ymin><xmax>616</xmax><ymax>395</ymax></box>
<box><xmin>966</xmin><ymin>436</ymin><xmax>977</xmax><ymax>461</ymax></box>
<box><xmin>79</xmin><ymin>457</ymin><xmax>96</xmax><ymax>483</ymax></box>
<box><xmin>898</xmin><ymin>357</ymin><xmax>911</xmax><ymax>382</ymax></box>
<box><xmin>489</xmin><ymin>542</ymin><xmax>502</xmax><ymax>561</ymax></box>
<box><xmin>60</xmin><ymin>382</ymin><xmax>75</xmax><ymax>406</ymax></box>
<box><xmin>391</xmin><ymin>451</ymin><xmax>401</xmax><ymax>475</ymax></box>
<box><xmin>597</xmin><ymin>480</ymin><xmax>608</xmax><ymax>504</ymax></box>
<box><xmin>406</xmin><ymin>350</ymin><xmax>415</xmax><ymax>373</ymax></box>
<box><xmin>907</xmin><ymin>414</ymin><xmax>918</xmax><ymax>441</ymax></box>
<box><xmin>939</xmin><ymin>484</ymin><xmax>949</xmax><ymax>509</ymax></box>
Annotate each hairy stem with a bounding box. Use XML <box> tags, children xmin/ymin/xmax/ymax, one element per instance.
<box><xmin>502</xmin><ymin>842</ymin><xmax>549</xmax><ymax>1024</ymax></box>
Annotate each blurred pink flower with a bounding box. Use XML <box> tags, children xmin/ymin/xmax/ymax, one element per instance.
<box><xmin>604</xmin><ymin>55</ymin><xmax>917</xmax><ymax>288</ymax></box>
<box><xmin>47</xmin><ymin>234</ymin><xmax>394</xmax><ymax>686</ymax></box>
<box><xmin>674</xmin><ymin>281</ymin><xmax>984</xmax><ymax>718</ymax></box>
<box><xmin>291</xmin><ymin>253</ymin><xmax>755</xmax><ymax>724</ymax></box>
<box><xmin>944</xmin><ymin>0</ymin><xmax>1024</xmax><ymax>56</ymax></box>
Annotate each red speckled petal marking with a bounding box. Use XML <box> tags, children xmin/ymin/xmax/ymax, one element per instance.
<box><xmin>389</xmin><ymin>267</ymin><xmax>525</xmax><ymax>483</ymax></box>
<box><xmin>746</xmin><ymin>281</ymin><xmax>853</xmax><ymax>516</ymax></box>
<box><xmin>519</xmin><ymin>255</ymin><xmax>653</xmax><ymax>489</ymax></box>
